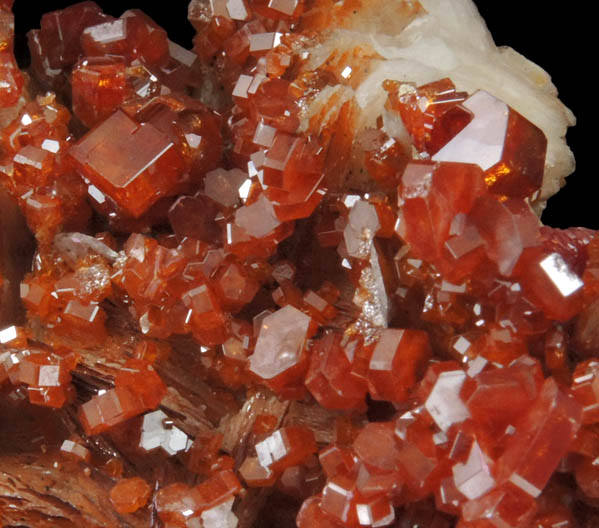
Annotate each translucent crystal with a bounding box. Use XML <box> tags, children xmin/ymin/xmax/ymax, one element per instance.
<box><xmin>69</xmin><ymin>109</ymin><xmax>185</xmax><ymax>218</ymax></box>
<box><xmin>249</xmin><ymin>305</ymin><xmax>311</xmax><ymax>383</ymax></box>
<box><xmin>367</xmin><ymin>328</ymin><xmax>431</xmax><ymax>402</ymax></box>
<box><xmin>109</xmin><ymin>477</ymin><xmax>152</xmax><ymax>514</ymax></box>
<box><xmin>432</xmin><ymin>90</ymin><xmax>546</xmax><ymax>198</ymax></box>
<box><xmin>499</xmin><ymin>378</ymin><xmax>582</xmax><ymax>497</ymax></box>
<box><xmin>424</xmin><ymin>368</ymin><xmax>470</xmax><ymax>432</ymax></box>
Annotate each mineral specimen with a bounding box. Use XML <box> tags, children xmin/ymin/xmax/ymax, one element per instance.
<box><xmin>0</xmin><ymin>1</ymin><xmax>595</xmax><ymax>527</ymax></box>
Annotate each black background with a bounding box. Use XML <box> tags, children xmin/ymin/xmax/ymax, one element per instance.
<box><xmin>10</xmin><ymin>1</ymin><xmax>594</xmax><ymax>229</ymax></box>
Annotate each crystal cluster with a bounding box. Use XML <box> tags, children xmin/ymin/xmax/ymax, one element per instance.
<box><xmin>0</xmin><ymin>1</ymin><xmax>597</xmax><ymax>527</ymax></box>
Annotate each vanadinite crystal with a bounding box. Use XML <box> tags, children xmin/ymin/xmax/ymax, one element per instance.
<box><xmin>0</xmin><ymin>1</ymin><xmax>596</xmax><ymax>527</ymax></box>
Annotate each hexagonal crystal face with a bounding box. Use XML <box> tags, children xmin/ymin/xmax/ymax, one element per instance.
<box><xmin>249</xmin><ymin>305</ymin><xmax>311</xmax><ymax>380</ymax></box>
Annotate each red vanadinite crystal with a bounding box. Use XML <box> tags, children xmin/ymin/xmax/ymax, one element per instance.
<box><xmin>79</xmin><ymin>357</ymin><xmax>166</xmax><ymax>435</ymax></box>
<box><xmin>109</xmin><ymin>476</ymin><xmax>152</xmax><ymax>514</ymax></box>
<box><xmin>0</xmin><ymin>1</ymin><xmax>596</xmax><ymax>527</ymax></box>
<box><xmin>69</xmin><ymin>109</ymin><xmax>186</xmax><ymax>218</ymax></box>
<box><xmin>71</xmin><ymin>56</ymin><xmax>131</xmax><ymax>128</ymax></box>
<box><xmin>366</xmin><ymin>328</ymin><xmax>431</xmax><ymax>402</ymax></box>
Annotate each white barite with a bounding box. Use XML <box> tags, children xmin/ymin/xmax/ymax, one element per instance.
<box><xmin>353</xmin><ymin>245</ymin><xmax>390</xmax><ymax>333</ymax></box>
<box><xmin>343</xmin><ymin>199</ymin><xmax>389</xmax><ymax>331</ymax></box>
<box><xmin>299</xmin><ymin>0</ymin><xmax>575</xmax><ymax>210</ymax></box>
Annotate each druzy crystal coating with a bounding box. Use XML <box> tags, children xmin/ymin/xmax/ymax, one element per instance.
<box><xmin>0</xmin><ymin>0</ymin><xmax>596</xmax><ymax>527</ymax></box>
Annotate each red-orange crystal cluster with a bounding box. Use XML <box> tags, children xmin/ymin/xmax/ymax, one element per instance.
<box><xmin>0</xmin><ymin>1</ymin><xmax>598</xmax><ymax>527</ymax></box>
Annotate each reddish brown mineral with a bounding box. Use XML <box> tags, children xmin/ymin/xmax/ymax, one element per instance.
<box><xmin>109</xmin><ymin>476</ymin><xmax>151</xmax><ymax>514</ymax></box>
<box><xmin>0</xmin><ymin>1</ymin><xmax>595</xmax><ymax>528</ymax></box>
<box><xmin>69</xmin><ymin>109</ymin><xmax>186</xmax><ymax>218</ymax></box>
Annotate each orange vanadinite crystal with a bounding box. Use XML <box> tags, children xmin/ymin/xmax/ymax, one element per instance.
<box><xmin>60</xmin><ymin>438</ymin><xmax>92</xmax><ymax>462</ymax></box>
<box><xmin>37</xmin><ymin>2</ymin><xmax>110</xmax><ymax>68</ymax></box>
<box><xmin>78</xmin><ymin>386</ymin><xmax>143</xmax><ymax>435</ymax></box>
<box><xmin>155</xmin><ymin>483</ymin><xmax>205</xmax><ymax>526</ymax></box>
<box><xmin>397</xmin><ymin>161</ymin><xmax>487</xmax><ymax>269</ymax></box>
<box><xmin>366</xmin><ymin>328</ymin><xmax>431</xmax><ymax>403</ymax></box>
<box><xmin>133</xmin><ymin>93</ymin><xmax>224</xmax><ymax>182</ymax></box>
<box><xmin>571</xmin><ymin>359</ymin><xmax>599</xmax><ymax>424</ymax></box>
<box><xmin>240</xmin><ymin>455</ymin><xmax>278</xmax><ymax>487</ymax></box>
<box><xmin>0</xmin><ymin>325</ymin><xmax>28</xmax><ymax>349</ymax></box>
<box><xmin>78</xmin><ymin>358</ymin><xmax>166</xmax><ymax>435</ymax></box>
<box><xmin>2</xmin><ymin>345</ymin><xmax>79</xmax><ymax>408</ymax></box>
<box><xmin>385</xmin><ymin>78</ymin><xmax>469</xmax><ymax>155</ymax></box>
<box><xmin>69</xmin><ymin>109</ymin><xmax>186</xmax><ymax>218</ymax></box>
<box><xmin>297</xmin><ymin>496</ymin><xmax>343</xmax><ymax>528</ymax></box>
<box><xmin>187</xmin><ymin>431</ymin><xmax>225</xmax><ymax>476</ymax></box>
<box><xmin>109</xmin><ymin>476</ymin><xmax>152</xmax><ymax>514</ymax></box>
<box><xmin>430</xmin><ymin>90</ymin><xmax>546</xmax><ymax>199</ymax></box>
<box><xmin>1</xmin><ymin>1</ymin><xmax>599</xmax><ymax>527</ymax></box>
<box><xmin>0</xmin><ymin>2</ymin><xmax>23</xmax><ymax>107</ymax></box>
<box><xmin>155</xmin><ymin>470</ymin><xmax>241</xmax><ymax>526</ymax></box>
<box><xmin>81</xmin><ymin>9</ymin><xmax>169</xmax><ymax>67</ymax></box>
<box><xmin>255</xmin><ymin>426</ymin><xmax>317</xmax><ymax>472</ymax></box>
<box><xmin>114</xmin><ymin>358</ymin><xmax>167</xmax><ymax>409</ymax></box>
<box><xmin>71</xmin><ymin>56</ymin><xmax>131</xmax><ymax>128</ymax></box>
<box><xmin>497</xmin><ymin>378</ymin><xmax>581</xmax><ymax>497</ymax></box>
<box><xmin>58</xmin><ymin>299</ymin><xmax>108</xmax><ymax>344</ymax></box>
<box><xmin>306</xmin><ymin>332</ymin><xmax>368</xmax><ymax>411</ymax></box>
<box><xmin>214</xmin><ymin>257</ymin><xmax>260</xmax><ymax>311</ymax></box>
<box><xmin>461</xmin><ymin>358</ymin><xmax>543</xmax><ymax>437</ymax></box>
